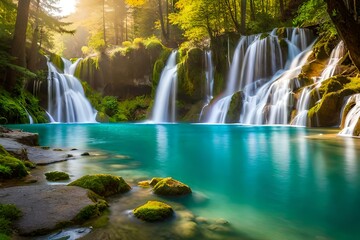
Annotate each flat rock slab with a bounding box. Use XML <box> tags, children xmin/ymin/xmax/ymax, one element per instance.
<box><xmin>0</xmin><ymin>138</ymin><xmax>72</xmax><ymax>165</ymax></box>
<box><xmin>0</xmin><ymin>185</ymin><xmax>93</xmax><ymax>235</ymax></box>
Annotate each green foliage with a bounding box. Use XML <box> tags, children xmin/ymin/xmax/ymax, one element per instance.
<box><xmin>0</xmin><ymin>204</ymin><xmax>21</xmax><ymax>221</ymax></box>
<box><xmin>247</xmin><ymin>12</ymin><xmax>281</xmax><ymax>34</ymax></box>
<box><xmin>68</xmin><ymin>174</ymin><xmax>131</xmax><ymax>197</ymax></box>
<box><xmin>0</xmin><ymin>218</ymin><xmax>12</xmax><ymax>236</ymax></box>
<box><xmin>0</xmin><ymin>87</ymin><xmax>47</xmax><ymax>124</ymax></box>
<box><xmin>45</xmin><ymin>171</ymin><xmax>70</xmax><ymax>181</ymax></box>
<box><xmin>293</xmin><ymin>0</ymin><xmax>337</xmax><ymax>37</ymax></box>
<box><xmin>102</xmin><ymin>96</ymin><xmax>119</xmax><ymax>117</ymax></box>
<box><xmin>0</xmin><ymin>204</ymin><xmax>21</xmax><ymax>237</ymax></box>
<box><xmin>88</xmin><ymin>31</ymin><xmax>106</xmax><ymax>53</ymax></box>
<box><xmin>113</xmin><ymin>95</ymin><xmax>152</xmax><ymax>122</ymax></box>
<box><xmin>133</xmin><ymin>201</ymin><xmax>173</xmax><ymax>222</ymax></box>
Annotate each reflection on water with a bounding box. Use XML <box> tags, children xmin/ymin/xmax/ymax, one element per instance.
<box><xmin>8</xmin><ymin>124</ymin><xmax>360</xmax><ymax>240</ymax></box>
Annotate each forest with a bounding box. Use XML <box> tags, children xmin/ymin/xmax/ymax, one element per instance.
<box><xmin>2</xmin><ymin>1</ymin><xmax>360</xmax><ymax>240</ymax></box>
<box><xmin>0</xmin><ymin>0</ymin><xmax>359</xmax><ymax>124</ymax></box>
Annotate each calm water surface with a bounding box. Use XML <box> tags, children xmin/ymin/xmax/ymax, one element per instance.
<box><xmin>8</xmin><ymin>124</ymin><xmax>360</xmax><ymax>240</ymax></box>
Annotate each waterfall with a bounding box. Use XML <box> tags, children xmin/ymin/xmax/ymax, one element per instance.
<box><xmin>205</xmin><ymin>27</ymin><xmax>314</xmax><ymax>124</ymax></box>
<box><xmin>25</xmin><ymin>109</ymin><xmax>34</xmax><ymax>124</ymax></box>
<box><xmin>241</xmin><ymin>48</ymin><xmax>313</xmax><ymax>124</ymax></box>
<box><xmin>151</xmin><ymin>51</ymin><xmax>178</xmax><ymax>123</ymax></box>
<box><xmin>292</xmin><ymin>41</ymin><xmax>346</xmax><ymax>126</ymax></box>
<box><xmin>339</xmin><ymin>94</ymin><xmax>360</xmax><ymax>136</ymax></box>
<box><xmin>199</xmin><ymin>50</ymin><xmax>214</xmax><ymax>121</ymax></box>
<box><xmin>47</xmin><ymin>58</ymin><xmax>97</xmax><ymax>123</ymax></box>
<box><xmin>319</xmin><ymin>41</ymin><xmax>345</xmax><ymax>81</ymax></box>
<box><xmin>205</xmin><ymin>35</ymin><xmax>255</xmax><ymax>123</ymax></box>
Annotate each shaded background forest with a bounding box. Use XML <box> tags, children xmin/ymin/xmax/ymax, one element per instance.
<box><xmin>0</xmin><ymin>0</ymin><xmax>359</xmax><ymax>123</ymax></box>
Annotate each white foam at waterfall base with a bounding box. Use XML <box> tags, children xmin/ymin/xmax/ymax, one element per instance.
<box><xmin>339</xmin><ymin>94</ymin><xmax>360</xmax><ymax>136</ymax></box>
<box><xmin>151</xmin><ymin>51</ymin><xmax>178</xmax><ymax>123</ymax></box>
<box><xmin>292</xmin><ymin>41</ymin><xmax>345</xmax><ymax>126</ymax></box>
<box><xmin>47</xmin><ymin>58</ymin><xmax>97</xmax><ymax>123</ymax></box>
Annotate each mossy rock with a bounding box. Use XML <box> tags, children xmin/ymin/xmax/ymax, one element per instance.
<box><xmin>0</xmin><ymin>150</ymin><xmax>28</xmax><ymax>179</ymax></box>
<box><xmin>68</xmin><ymin>174</ymin><xmax>131</xmax><ymax>197</ymax></box>
<box><xmin>75</xmin><ymin>200</ymin><xmax>109</xmax><ymax>222</ymax></box>
<box><xmin>276</xmin><ymin>27</ymin><xmax>287</xmax><ymax>38</ymax></box>
<box><xmin>133</xmin><ymin>201</ymin><xmax>173</xmax><ymax>222</ymax></box>
<box><xmin>45</xmin><ymin>171</ymin><xmax>70</xmax><ymax>181</ymax></box>
<box><xmin>260</xmin><ymin>33</ymin><xmax>269</xmax><ymax>40</ymax></box>
<box><xmin>153</xmin><ymin>177</ymin><xmax>192</xmax><ymax>196</ymax></box>
<box><xmin>226</xmin><ymin>91</ymin><xmax>243</xmax><ymax>123</ymax></box>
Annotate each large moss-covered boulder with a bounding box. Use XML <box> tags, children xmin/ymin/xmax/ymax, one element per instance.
<box><xmin>133</xmin><ymin>201</ymin><xmax>173</xmax><ymax>222</ymax></box>
<box><xmin>68</xmin><ymin>174</ymin><xmax>131</xmax><ymax>197</ymax></box>
<box><xmin>152</xmin><ymin>177</ymin><xmax>192</xmax><ymax>196</ymax></box>
<box><xmin>0</xmin><ymin>146</ymin><xmax>28</xmax><ymax>179</ymax></box>
<box><xmin>308</xmin><ymin>77</ymin><xmax>360</xmax><ymax>127</ymax></box>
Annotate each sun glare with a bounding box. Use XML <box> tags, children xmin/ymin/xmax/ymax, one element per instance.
<box><xmin>57</xmin><ymin>0</ymin><xmax>77</xmax><ymax>16</ymax></box>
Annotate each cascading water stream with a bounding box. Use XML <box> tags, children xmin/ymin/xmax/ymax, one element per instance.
<box><xmin>241</xmin><ymin>47</ymin><xmax>313</xmax><ymax>124</ymax></box>
<box><xmin>151</xmin><ymin>51</ymin><xmax>178</xmax><ymax>123</ymax></box>
<box><xmin>205</xmin><ymin>35</ymin><xmax>256</xmax><ymax>123</ymax></box>
<box><xmin>205</xmin><ymin>27</ymin><xmax>315</xmax><ymax>124</ymax></box>
<box><xmin>199</xmin><ymin>50</ymin><xmax>214</xmax><ymax>121</ymax></box>
<box><xmin>292</xmin><ymin>41</ymin><xmax>345</xmax><ymax>126</ymax></box>
<box><xmin>47</xmin><ymin>58</ymin><xmax>97</xmax><ymax>123</ymax></box>
<box><xmin>339</xmin><ymin>94</ymin><xmax>360</xmax><ymax>136</ymax></box>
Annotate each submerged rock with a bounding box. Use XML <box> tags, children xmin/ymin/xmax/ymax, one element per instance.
<box><xmin>133</xmin><ymin>201</ymin><xmax>173</xmax><ymax>222</ymax></box>
<box><xmin>153</xmin><ymin>177</ymin><xmax>192</xmax><ymax>196</ymax></box>
<box><xmin>68</xmin><ymin>174</ymin><xmax>131</xmax><ymax>197</ymax></box>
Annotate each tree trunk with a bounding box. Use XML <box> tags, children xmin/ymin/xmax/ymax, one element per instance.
<box><xmin>28</xmin><ymin>0</ymin><xmax>40</xmax><ymax>72</ymax></box>
<box><xmin>114</xmin><ymin>0</ymin><xmax>120</xmax><ymax>45</ymax></box>
<box><xmin>224</xmin><ymin>0</ymin><xmax>240</xmax><ymax>33</ymax></box>
<box><xmin>7</xmin><ymin>0</ymin><xmax>31</xmax><ymax>91</ymax></box>
<box><xmin>279</xmin><ymin>0</ymin><xmax>284</xmax><ymax>19</ymax></box>
<box><xmin>325</xmin><ymin>0</ymin><xmax>360</xmax><ymax>70</ymax></box>
<box><xmin>240</xmin><ymin>0</ymin><xmax>246</xmax><ymax>35</ymax></box>
<box><xmin>103</xmin><ymin>0</ymin><xmax>107</xmax><ymax>45</ymax></box>
<box><xmin>157</xmin><ymin>0</ymin><xmax>169</xmax><ymax>42</ymax></box>
<box><xmin>250</xmin><ymin>0</ymin><xmax>256</xmax><ymax>21</ymax></box>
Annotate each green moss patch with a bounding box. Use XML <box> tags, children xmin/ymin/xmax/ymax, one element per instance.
<box><xmin>68</xmin><ymin>174</ymin><xmax>131</xmax><ymax>197</ymax></box>
<box><xmin>133</xmin><ymin>201</ymin><xmax>173</xmax><ymax>222</ymax></box>
<box><xmin>0</xmin><ymin>146</ymin><xmax>28</xmax><ymax>179</ymax></box>
<box><xmin>308</xmin><ymin>77</ymin><xmax>360</xmax><ymax>127</ymax></box>
<box><xmin>75</xmin><ymin>199</ymin><xmax>108</xmax><ymax>222</ymax></box>
<box><xmin>152</xmin><ymin>177</ymin><xmax>192</xmax><ymax>196</ymax></box>
<box><xmin>0</xmin><ymin>204</ymin><xmax>21</xmax><ymax>237</ymax></box>
<box><xmin>45</xmin><ymin>171</ymin><xmax>70</xmax><ymax>181</ymax></box>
